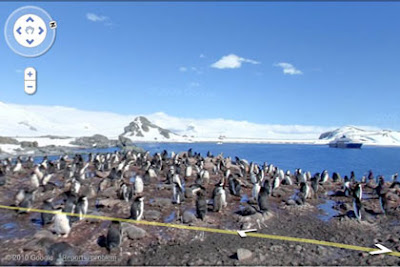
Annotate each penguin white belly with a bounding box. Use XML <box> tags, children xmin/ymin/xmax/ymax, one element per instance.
<box><xmin>137</xmin><ymin>202</ymin><xmax>144</xmax><ymax>220</ymax></box>
<box><xmin>54</xmin><ymin>213</ymin><xmax>71</xmax><ymax>236</ymax></box>
<box><xmin>135</xmin><ymin>178</ymin><xmax>144</xmax><ymax>194</ymax></box>
<box><xmin>252</xmin><ymin>184</ymin><xmax>260</xmax><ymax>200</ymax></box>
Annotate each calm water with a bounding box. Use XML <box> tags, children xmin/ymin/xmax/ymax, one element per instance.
<box><xmin>29</xmin><ymin>143</ymin><xmax>400</xmax><ymax>180</ymax></box>
<box><xmin>139</xmin><ymin>143</ymin><xmax>400</xmax><ymax>180</ymax></box>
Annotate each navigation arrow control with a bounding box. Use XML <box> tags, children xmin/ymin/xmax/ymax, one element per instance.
<box><xmin>369</xmin><ymin>244</ymin><xmax>392</xmax><ymax>255</ymax></box>
<box><xmin>26</xmin><ymin>17</ymin><xmax>34</xmax><ymax>23</ymax></box>
<box><xmin>16</xmin><ymin>27</ymin><xmax>22</xmax><ymax>35</ymax></box>
<box><xmin>26</xmin><ymin>39</ymin><xmax>34</xmax><ymax>45</ymax></box>
<box><xmin>237</xmin><ymin>229</ymin><xmax>257</xmax><ymax>238</ymax></box>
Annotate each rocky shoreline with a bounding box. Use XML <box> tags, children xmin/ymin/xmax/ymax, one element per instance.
<box><xmin>0</xmin><ymin>148</ymin><xmax>399</xmax><ymax>266</ymax></box>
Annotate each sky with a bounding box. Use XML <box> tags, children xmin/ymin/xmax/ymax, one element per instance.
<box><xmin>0</xmin><ymin>2</ymin><xmax>400</xmax><ymax>130</ymax></box>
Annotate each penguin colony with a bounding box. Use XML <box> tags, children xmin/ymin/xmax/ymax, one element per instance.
<box><xmin>1</xmin><ymin>151</ymin><xmax>400</xmax><ymax>258</ymax></box>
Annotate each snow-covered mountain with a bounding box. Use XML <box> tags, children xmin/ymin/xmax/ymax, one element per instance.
<box><xmin>318</xmin><ymin>126</ymin><xmax>400</xmax><ymax>146</ymax></box>
<box><xmin>120</xmin><ymin>116</ymin><xmax>183</xmax><ymax>142</ymax></box>
<box><xmin>1</xmin><ymin>101</ymin><xmax>400</xmax><ymax>149</ymax></box>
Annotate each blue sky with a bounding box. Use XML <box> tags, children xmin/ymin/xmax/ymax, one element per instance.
<box><xmin>1</xmin><ymin>2</ymin><xmax>400</xmax><ymax>129</ymax></box>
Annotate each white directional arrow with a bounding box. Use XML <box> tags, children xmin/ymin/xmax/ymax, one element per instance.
<box><xmin>369</xmin><ymin>244</ymin><xmax>392</xmax><ymax>255</ymax></box>
<box><xmin>237</xmin><ymin>229</ymin><xmax>257</xmax><ymax>238</ymax></box>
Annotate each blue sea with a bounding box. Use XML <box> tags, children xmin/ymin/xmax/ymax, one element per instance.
<box><xmin>32</xmin><ymin>143</ymin><xmax>400</xmax><ymax>180</ymax></box>
<box><xmin>139</xmin><ymin>143</ymin><xmax>400</xmax><ymax>180</ymax></box>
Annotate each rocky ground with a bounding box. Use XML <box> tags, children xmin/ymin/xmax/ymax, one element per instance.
<box><xmin>0</xmin><ymin>154</ymin><xmax>400</xmax><ymax>266</ymax></box>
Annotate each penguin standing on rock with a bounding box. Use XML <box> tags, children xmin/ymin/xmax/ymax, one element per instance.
<box><xmin>41</xmin><ymin>199</ymin><xmax>54</xmax><ymax>225</ymax></box>
<box><xmin>134</xmin><ymin>175</ymin><xmax>144</xmax><ymax>195</ymax></box>
<box><xmin>300</xmin><ymin>182</ymin><xmax>310</xmax><ymax>200</ymax></box>
<box><xmin>258</xmin><ymin>187</ymin><xmax>269</xmax><ymax>213</ymax></box>
<box><xmin>76</xmin><ymin>196</ymin><xmax>89</xmax><ymax>220</ymax></box>
<box><xmin>172</xmin><ymin>174</ymin><xmax>184</xmax><ymax>204</ymax></box>
<box><xmin>212</xmin><ymin>182</ymin><xmax>227</xmax><ymax>212</ymax></box>
<box><xmin>106</xmin><ymin>221</ymin><xmax>122</xmax><ymax>253</ymax></box>
<box><xmin>228</xmin><ymin>175</ymin><xmax>241</xmax><ymax>197</ymax></box>
<box><xmin>196</xmin><ymin>190</ymin><xmax>207</xmax><ymax>220</ymax></box>
<box><xmin>53</xmin><ymin>208</ymin><xmax>71</xmax><ymax>237</ymax></box>
<box><xmin>130</xmin><ymin>196</ymin><xmax>144</xmax><ymax>220</ymax></box>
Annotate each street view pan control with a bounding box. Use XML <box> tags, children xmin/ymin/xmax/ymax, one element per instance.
<box><xmin>0</xmin><ymin>1</ymin><xmax>400</xmax><ymax>266</ymax></box>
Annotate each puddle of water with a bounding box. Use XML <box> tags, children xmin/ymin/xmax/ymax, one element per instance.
<box><xmin>164</xmin><ymin>211</ymin><xmax>176</xmax><ymax>223</ymax></box>
<box><xmin>317</xmin><ymin>200</ymin><xmax>339</xmax><ymax>222</ymax></box>
<box><xmin>240</xmin><ymin>194</ymin><xmax>249</xmax><ymax>203</ymax></box>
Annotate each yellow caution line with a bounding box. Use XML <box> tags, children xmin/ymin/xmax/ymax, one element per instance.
<box><xmin>1</xmin><ymin>204</ymin><xmax>399</xmax><ymax>257</ymax></box>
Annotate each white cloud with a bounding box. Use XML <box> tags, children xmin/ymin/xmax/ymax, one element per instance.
<box><xmin>179</xmin><ymin>67</ymin><xmax>187</xmax><ymax>72</ymax></box>
<box><xmin>86</xmin><ymin>13</ymin><xmax>112</xmax><ymax>26</ymax></box>
<box><xmin>211</xmin><ymin>54</ymin><xmax>260</xmax><ymax>69</ymax></box>
<box><xmin>275</xmin><ymin>62</ymin><xmax>303</xmax><ymax>75</ymax></box>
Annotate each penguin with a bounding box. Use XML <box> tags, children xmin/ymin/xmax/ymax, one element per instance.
<box><xmin>185</xmin><ymin>165</ymin><xmax>192</xmax><ymax>179</ymax></box>
<box><xmin>119</xmin><ymin>183</ymin><xmax>132</xmax><ymax>202</ymax></box>
<box><xmin>300</xmin><ymin>182</ymin><xmax>310</xmax><ymax>200</ymax></box>
<box><xmin>350</xmin><ymin>171</ymin><xmax>356</xmax><ymax>183</ymax></box>
<box><xmin>13</xmin><ymin>158</ymin><xmax>22</xmax><ymax>173</ymax></box>
<box><xmin>375</xmin><ymin>176</ymin><xmax>385</xmax><ymax>196</ymax></box>
<box><xmin>228</xmin><ymin>175</ymin><xmax>241</xmax><ymax>197</ymax></box>
<box><xmin>311</xmin><ymin>175</ymin><xmax>319</xmax><ymax>198</ymax></box>
<box><xmin>343</xmin><ymin>176</ymin><xmax>351</xmax><ymax>197</ymax></box>
<box><xmin>353</xmin><ymin>183</ymin><xmax>362</xmax><ymax>201</ymax></box>
<box><xmin>320</xmin><ymin>170</ymin><xmax>329</xmax><ymax>184</ymax></box>
<box><xmin>196</xmin><ymin>190</ymin><xmax>207</xmax><ymax>220</ymax></box>
<box><xmin>106</xmin><ymin>221</ymin><xmax>122</xmax><ymax>253</ymax></box>
<box><xmin>282</xmin><ymin>170</ymin><xmax>293</xmax><ymax>185</ymax></box>
<box><xmin>53</xmin><ymin>208</ymin><xmax>71</xmax><ymax>237</ymax></box>
<box><xmin>353</xmin><ymin>197</ymin><xmax>362</xmax><ymax>221</ymax></box>
<box><xmin>212</xmin><ymin>182</ymin><xmax>227</xmax><ymax>212</ymax></box>
<box><xmin>18</xmin><ymin>189</ymin><xmax>36</xmax><ymax>214</ymax></box>
<box><xmin>379</xmin><ymin>192</ymin><xmax>387</xmax><ymax>215</ymax></box>
<box><xmin>76</xmin><ymin>196</ymin><xmax>89</xmax><ymax>220</ymax></box>
<box><xmin>172</xmin><ymin>178</ymin><xmax>184</xmax><ymax>204</ymax></box>
<box><xmin>332</xmin><ymin>172</ymin><xmax>341</xmax><ymax>183</ymax></box>
<box><xmin>41</xmin><ymin>199</ymin><xmax>54</xmax><ymax>225</ymax></box>
<box><xmin>0</xmin><ymin>168</ymin><xmax>6</xmax><ymax>186</ymax></box>
<box><xmin>30</xmin><ymin>172</ymin><xmax>40</xmax><ymax>189</ymax></box>
<box><xmin>252</xmin><ymin>181</ymin><xmax>261</xmax><ymax>201</ymax></box>
<box><xmin>134</xmin><ymin>175</ymin><xmax>144</xmax><ymax>194</ymax></box>
<box><xmin>130</xmin><ymin>196</ymin><xmax>144</xmax><ymax>220</ymax></box>
<box><xmin>15</xmin><ymin>189</ymin><xmax>25</xmax><ymax>207</ymax></box>
<box><xmin>258</xmin><ymin>186</ymin><xmax>269</xmax><ymax>213</ymax></box>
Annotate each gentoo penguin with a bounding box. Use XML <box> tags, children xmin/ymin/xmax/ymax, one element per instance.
<box><xmin>353</xmin><ymin>197</ymin><xmax>362</xmax><ymax>221</ymax></box>
<box><xmin>375</xmin><ymin>176</ymin><xmax>385</xmax><ymax>196</ymax></box>
<box><xmin>13</xmin><ymin>158</ymin><xmax>22</xmax><ymax>173</ymax></box>
<box><xmin>311</xmin><ymin>174</ymin><xmax>319</xmax><ymax>197</ymax></box>
<box><xmin>343</xmin><ymin>176</ymin><xmax>351</xmax><ymax>197</ymax></box>
<box><xmin>212</xmin><ymin>182</ymin><xmax>227</xmax><ymax>212</ymax></box>
<box><xmin>15</xmin><ymin>189</ymin><xmax>25</xmax><ymax>206</ymax></box>
<box><xmin>196</xmin><ymin>190</ymin><xmax>207</xmax><ymax>220</ymax></box>
<box><xmin>353</xmin><ymin>183</ymin><xmax>362</xmax><ymax>201</ymax></box>
<box><xmin>134</xmin><ymin>175</ymin><xmax>144</xmax><ymax>195</ymax></box>
<box><xmin>332</xmin><ymin>172</ymin><xmax>341</xmax><ymax>183</ymax></box>
<box><xmin>106</xmin><ymin>221</ymin><xmax>122</xmax><ymax>252</ymax></box>
<box><xmin>41</xmin><ymin>199</ymin><xmax>54</xmax><ymax>225</ymax></box>
<box><xmin>258</xmin><ymin>186</ymin><xmax>269</xmax><ymax>213</ymax></box>
<box><xmin>76</xmin><ymin>196</ymin><xmax>89</xmax><ymax>220</ymax></box>
<box><xmin>130</xmin><ymin>196</ymin><xmax>144</xmax><ymax>220</ymax></box>
<box><xmin>53</xmin><ymin>208</ymin><xmax>71</xmax><ymax>237</ymax></box>
<box><xmin>228</xmin><ymin>175</ymin><xmax>241</xmax><ymax>197</ymax></box>
<box><xmin>30</xmin><ymin>172</ymin><xmax>40</xmax><ymax>189</ymax></box>
<box><xmin>185</xmin><ymin>165</ymin><xmax>192</xmax><ymax>179</ymax></box>
<box><xmin>252</xmin><ymin>181</ymin><xmax>261</xmax><ymax>201</ymax></box>
<box><xmin>300</xmin><ymin>182</ymin><xmax>310</xmax><ymax>200</ymax></box>
<box><xmin>172</xmin><ymin>176</ymin><xmax>184</xmax><ymax>204</ymax></box>
<box><xmin>282</xmin><ymin>170</ymin><xmax>293</xmax><ymax>185</ymax></box>
<box><xmin>18</xmin><ymin>189</ymin><xmax>36</xmax><ymax>214</ymax></box>
<box><xmin>350</xmin><ymin>171</ymin><xmax>356</xmax><ymax>183</ymax></box>
<box><xmin>0</xmin><ymin>168</ymin><xmax>6</xmax><ymax>186</ymax></box>
<box><xmin>320</xmin><ymin>170</ymin><xmax>329</xmax><ymax>184</ymax></box>
<box><xmin>379</xmin><ymin>191</ymin><xmax>388</xmax><ymax>214</ymax></box>
<box><xmin>119</xmin><ymin>183</ymin><xmax>132</xmax><ymax>202</ymax></box>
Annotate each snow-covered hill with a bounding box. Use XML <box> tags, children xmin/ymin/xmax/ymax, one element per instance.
<box><xmin>318</xmin><ymin>126</ymin><xmax>400</xmax><ymax>146</ymax></box>
<box><xmin>1</xmin><ymin>101</ymin><xmax>400</xmax><ymax>150</ymax></box>
<box><xmin>120</xmin><ymin>116</ymin><xmax>184</xmax><ymax>142</ymax></box>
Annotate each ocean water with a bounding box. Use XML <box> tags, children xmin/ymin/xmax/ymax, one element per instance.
<box><xmin>139</xmin><ymin>143</ymin><xmax>400</xmax><ymax>180</ymax></box>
